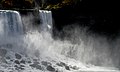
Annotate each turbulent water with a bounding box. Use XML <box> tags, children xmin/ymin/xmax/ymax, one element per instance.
<box><xmin>0</xmin><ymin>10</ymin><xmax>120</xmax><ymax>72</ymax></box>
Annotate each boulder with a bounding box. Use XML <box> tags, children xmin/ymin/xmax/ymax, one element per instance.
<box><xmin>14</xmin><ymin>60</ymin><xmax>20</xmax><ymax>64</ymax></box>
<box><xmin>20</xmin><ymin>59</ymin><xmax>26</xmax><ymax>64</ymax></box>
<box><xmin>46</xmin><ymin>65</ymin><xmax>55</xmax><ymax>71</ymax></box>
<box><xmin>65</xmin><ymin>65</ymin><xmax>70</xmax><ymax>70</ymax></box>
<box><xmin>41</xmin><ymin>61</ymin><xmax>51</xmax><ymax>66</ymax></box>
<box><xmin>15</xmin><ymin>53</ymin><xmax>22</xmax><ymax>59</ymax></box>
<box><xmin>30</xmin><ymin>64</ymin><xmax>42</xmax><ymax>70</ymax></box>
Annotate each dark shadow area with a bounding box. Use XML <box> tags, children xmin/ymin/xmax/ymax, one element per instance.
<box><xmin>52</xmin><ymin>0</ymin><xmax>116</xmax><ymax>38</ymax></box>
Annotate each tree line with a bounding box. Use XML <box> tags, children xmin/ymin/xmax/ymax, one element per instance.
<box><xmin>0</xmin><ymin>0</ymin><xmax>81</xmax><ymax>9</ymax></box>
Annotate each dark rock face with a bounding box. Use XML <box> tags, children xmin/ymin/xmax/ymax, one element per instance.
<box><xmin>46</xmin><ymin>65</ymin><xmax>55</xmax><ymax>71</ymax></box>
<box><xmin>52</xmin><ymin>0</ymin><xmax>115</xmax><ymax>38</ymax></box>
<box><xmin>15</xmin><ymin>53</ymin><xmax>22</xmax><ymax>59</ymax></box>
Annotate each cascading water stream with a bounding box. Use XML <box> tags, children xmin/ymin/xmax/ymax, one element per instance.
<box><xmin>0</xmin><ymin>10</ymin><xmax>23</xmax><ymax>36</ymax></box>
<box><xmin>0</xmin><ymin>10</ymin><xmax>119</xmax><ymax>72</ymax></box>
<box><xmin>39</xmin><ymin>10</ymin><xmax>52</xmax><ymax>32</ymax></box>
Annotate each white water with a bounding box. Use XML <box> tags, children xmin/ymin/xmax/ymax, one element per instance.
<box><xmin>0</xmin><ymin>10</ymin><xmax>119</xmax><ymax>72</ymax></box>
<box><xmin>0</xmin><ymin>10</ymin><xmax>23</xmax><ymax>35</ymax></box>
<box><xmin>39</xmin><ymin>10</ymin><xmax>52</xmax><ymax>32</ymax></box>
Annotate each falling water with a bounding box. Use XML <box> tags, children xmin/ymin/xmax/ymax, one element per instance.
<box><xmin>0</xmin><ymin>10</ymin><xmax>23</xmax><ymax>36</ymax></box>
<box><xmin>0</xmin><ymin>10</ymin><xmax>119</xmax><ymax>72</ymax></box>
<box><xmin>39</xmin><ymin>10</ymin><xmax>52</xmax><ymax>32</ymax></box>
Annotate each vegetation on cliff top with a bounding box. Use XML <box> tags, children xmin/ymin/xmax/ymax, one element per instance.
<box><xmin>0</xmin><ymin>0</ymin><xmax>81</xmax><ymax>9</ymax></box>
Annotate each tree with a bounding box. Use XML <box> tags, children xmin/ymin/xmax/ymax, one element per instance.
<box><xmin>1</xmin><ymin>0</ymin><xmax>13</xmax><ymax>8</ymax></box>
<box><xmin>0</xmin><ymin>0</ymin><xmax>81</xmax><ymax>9</ymax></box>
<box><xmin>0</xmin><ymin>0</ymin><xmax>35</xmax><ymax>9</ymax></box>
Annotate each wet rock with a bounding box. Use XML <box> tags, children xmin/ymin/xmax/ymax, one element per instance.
<box><xmin>14</xmin><ymin>65</ymin><xmax>19</xmax><ymax>70</ymax></box>
<box><xmin>55</xmin><ymin>70</ymin><xmax>63</xmax><ymax>72</ymax></box>
<box><xmin>56</xmin><ymin>62</ymin><xmax>70</xmax><ymax>70</ymax></box>
<box><xmin>15</xmin><ymin>53</ymin><xmax>22</xmax><ymax>59</ymax></box>
<box><xmin>19</xmin><ymin>67</ymin><xmax>24</xmax><ymax>70</ymax></box>
<box><xmin>14</xmin><ymin>65</ymin><xmax>24</xmax><ymax>70</ymax></box>
<box><xmin>14</xmin><ymin>60</ymin><xmax>20</xmax><ymax>64</ymax></box>
<box><xmin>14</xmin><ymin>65</ymin><xmax>18</xmax><ymax>67</ymax></box>
<box><xmin>65</xmin><ymin>66</ymin><xmax>70</xmax><ymax>70</ymax></box>
<box><xmin>27</xmin><ymin>61</ymin><xmax>32</xmax><ymax>63</ymax></box>
<box><xmin>46</xmin><ymin>66</ymin><xmax>55</xmax><ymax>71</ymax></box>
<box><xmin>56</xmin><ymin>63</ymin><xmax>63</xmax><ymax>67</ymax></box>
<box><xmin>20</xmin><ymin>60</ymin><xmax>26</xmax><ymax>64</ymax></box>
<box><xmin>15</xmin><ymin>67</ymin><xmax>19</xmax><ymax>70</ymax></box>
<box><xmin>41</xmin><ymin>61</ymin><xmax>48</xmax><ymax>66</ymax></box>
<box><xmin>70</xmin><ymin>66</ymin><xmax>79</xmax><ymax>70</ymax></box>
<box><xmin>30</xmin><ymin>64</ymin><xmax>36</xmax><ymax>68</ymax></box>
<box><xmin>56</xmin><ymin>62</ymin><xmax>66</xmax><ymax>67</ymax></box>
<box><xmin>10</xmin><ymin>60</ymin><xmax>13</xmax><ymax>62</ymax></box>
<box><xmin>6</xmin><ymin>56</ymin><xmax>10</xmax><ymax>59</ymax></box>
<box><xmin>0</xmin><ymin>49</ymin><xmax>7</xmax><ymax>57</ymax></box>
<box><xmin>20</xmin><ymin>65</ymin><xmax>25</xmax><ymax>67</ymax></box>
<box><xmin>60</xmin><ymin>62</ymin><xmax>66</xmax><ymax>66</ymax></box>
<box><xmin>41</xmin><ymin>61</ymin><xmax>51</xmax><ymax>66</ymax></box>
<box><xmin>15</xmin><ymin>67</ymin><xmax>24</xmax><ymax>70</ymax></box>
<box><xmin>30</xmin><ymin>64</ymin><xmax>42</xmax><ymax>70</ymax></box>
<box><xmin>35</xmin><ymin>65</ymin><xmax>42</xmax><ymax>70</ymax></box>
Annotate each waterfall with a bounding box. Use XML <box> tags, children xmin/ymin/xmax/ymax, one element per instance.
<box><xmin>0</xmin><ymin>10</ymin><xmax>53</xmax><ymax>35</ymax></box>
<box><xmin>39</xmin><ymin>10</ymin><xmax>52</xmax><ymax>32</ymax></box>
<box><xmin>0</xmin><ymin>10</ymin><xmax>119</xmax><ymax>72</ymax></box>
<box><xmin>0</xmin><ymin>10</ymin><xmax>24</xmax><ymax>36</ymax></box>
